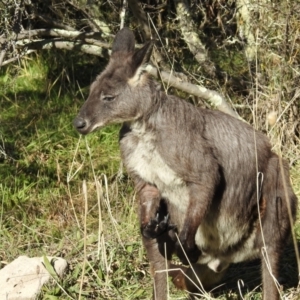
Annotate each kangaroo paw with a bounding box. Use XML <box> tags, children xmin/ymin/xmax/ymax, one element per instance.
<box><xmin>142</xmin><ymin>213</ymin><xmax>176</xmax><ymax>239</ymax></box>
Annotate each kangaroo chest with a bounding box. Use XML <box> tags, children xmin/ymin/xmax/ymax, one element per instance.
<box><xmin>120</xmin><ymin>125</ymin><xmax>190</xmax><ymax>210</ymax></box>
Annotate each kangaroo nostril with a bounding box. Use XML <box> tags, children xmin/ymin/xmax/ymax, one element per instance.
<box><xmin>73</xmin><ymin>117</ymin><xmax>87</xmax><ymax>130</ymax></box>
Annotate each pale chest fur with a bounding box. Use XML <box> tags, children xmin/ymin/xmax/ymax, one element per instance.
<box><xmin>122</xmin><ymin>123</ymin><xmax>190</xmax><ymax>212</ymax></box>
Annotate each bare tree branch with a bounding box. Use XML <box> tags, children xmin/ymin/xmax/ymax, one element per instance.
<box><xmin>236</xmin><ymin>0</ymin><xmax>256</xmax><ymax>61</ymax></box>
<box><xmin>1</xmin><ymin>50</ymin><xmax>37</xmax><ymax>67</ymax></box>
<box><xmin>15</xmin><ymin>39</ymin><xmax>108</xmax><ymax>57</ymax></box>
<box><xmin>145</xmin><ymin>65</ymin><xmax>240</xmax><ymax>119</ymax></box>
<box><xmin>174</xmin><ymin>0</ymin><xmax>216</xmax><ymax>76</ymax></box>
<box><xmin>0</xmin><ymin>29</ymin><xmax>110</xmax><ymax>48</ymax></box>
<box><xmin>35</xmin><ymin>14</ymin><xmax>76</xmax><ymax>31</ymax></box>
<box><xmin>120</xmin><ymin>0</ymin><xmax>128</xmax><ymax>29</ymax></box>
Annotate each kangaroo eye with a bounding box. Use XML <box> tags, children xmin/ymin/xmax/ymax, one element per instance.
<box><xmin>102</xmin><ymin>95</ymin><xmax>115</xmax><ymax>102</ymax></box>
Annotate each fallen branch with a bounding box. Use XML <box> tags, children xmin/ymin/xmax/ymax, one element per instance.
<box><xmin>15</xmin><ymin>39</ymin><xmax>108</xmax><ymax>57</ymax></box>
<box><xmin>0</xmin><ymin>29</ymin><xmax>110</xmax><ymax>47</ymax></box>
<box><xmin>1</xmin><ymin>50</ymin><xmax>37</xmax><ymax>67</ymax></box>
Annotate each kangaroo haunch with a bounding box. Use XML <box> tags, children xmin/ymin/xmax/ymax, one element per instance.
<box><xmin>73</xmin><ymin>27</ymin><xmax>298</xmax><ymax>300</ymax></box>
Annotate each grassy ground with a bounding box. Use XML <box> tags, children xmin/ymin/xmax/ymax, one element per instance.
<box><xmin>0</xmin><ymin>53</ymin><xmax>300</xmax><ymax>300</ymax></box>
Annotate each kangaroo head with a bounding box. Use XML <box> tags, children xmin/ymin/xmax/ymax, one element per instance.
<box><xmin>73</xmin><ymin>27</ymin><xmax>154</xmax><ymax>135</ymax></box>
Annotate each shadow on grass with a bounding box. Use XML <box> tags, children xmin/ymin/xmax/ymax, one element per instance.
<box><xmin>208</xmin><ymin>241</ymin><xmax>299</xmax><ymax>298</ymax></box>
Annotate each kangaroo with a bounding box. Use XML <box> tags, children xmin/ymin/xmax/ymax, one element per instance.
<box><xmin>73</xmin><ymin>27</ymin><xmax>298</xmax><ymax>300</ymax></box>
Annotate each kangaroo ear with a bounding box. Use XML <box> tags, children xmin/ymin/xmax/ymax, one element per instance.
<box><xmin>131</xmin><ymin>41</ymin><xmax>154</xmax><ymax>72</ymax></box>
<box><xmin>127</xmin><ymin>41</ymin><xmax>154</xmax><ymax>86</ymax></box>
<box><xmin>112</xmin><ymin>27</ymin><xmax>135</xmax><ymax>53</ymax></box>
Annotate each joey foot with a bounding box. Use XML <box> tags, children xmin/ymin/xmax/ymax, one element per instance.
<box><xmin>142</xmin><ymin>213</ymin><xmax>177</xmax><ymax>239</ymax></box>
<box><xmin>175</xmin><ymin>242</ymin><xmax>201</xmax><ymax>265</ymax></box>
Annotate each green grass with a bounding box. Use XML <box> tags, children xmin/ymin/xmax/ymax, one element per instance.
<box><xmin>0</xmin><ymin>55</ymin><xmax>152</xmax><ymax>299</ymax></box>
<box><xmin>0</xmin><ymin>54</ymin><xmax>299</xmax><ymax>299</ymax></box>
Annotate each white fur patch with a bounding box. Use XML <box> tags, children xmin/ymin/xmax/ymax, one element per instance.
<box><xmin>125</xmin><ymin>122</ymin><xmax>190</xmax><ymax>212</ymax></box>
<box><xmin>127</xmin><ymin>65</ymin><xmax>147</xmax><ymax>87</ymax></box>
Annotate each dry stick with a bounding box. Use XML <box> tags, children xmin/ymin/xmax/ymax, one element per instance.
<box><xmin>173</xmin><ymin>232</ymin><xmax>207</xmax><ymax>296</ymax></box>
<box><xmin>0</xmin><ymin>50</ymin><xmax>37</xmax><ymax>67</ymax></box>
<box><xmin>0</xmin><ymin>29</ymin><xmax>107</xmax><ymax>46</ymax></box>
<box><xmin>174</xmin><ymin>0</ymin><xmax>207</xmax><ymax>65</ymax></box>
<box><xmin>130</xmin><ymin>6</ymin><xmax>165</xmax><ymax>66</ymax></box>
<box><xmin>174</xmin><ymin>0</ymin><xmax>216</xmax><ymax>77</ymax></box>
<box><xmin>257</xmin><ymin>173</ymin><xmax>282</xmax><ymax>293</ymax></box>
<box><xmin>0</xmin><ymin>135</ymin><xmax>7</xmax><ymax>159</ymax></box>
<box><xmin>147</xmin><ymin>17</ymin><xmax>172</xmax><ymax>66</ymax></box>
<box><xmin>269</xmin><ymin>89</ymin><xmax>300</xmax><ymax>135</ymax></box>
<box><xmin>237</xmin><ymin>279</ymin><xmax>245</xmax><ymax>300</ymax></box>
<box><xmin>67</xmin><ymin>136</ymin><xmax>83</xmax><ymax>230</ymax></box>
<box><xmin>95</xmin><ymin>179</ymin><xmax>108</xmax><ymax>269</ymax></box>
<box><xmin>0</xmin><ymin>28</ymin><xmax>111</xmax><ymax>49</ymax></box>
<box><xmin>101</xmin><ymin>173</ymin><xmax>124</xmax><ymax>250</ymax></box>
<box><xmin>79</xmin><ymin>180</ymin><xmax>88</xmax><ymax>300</ymax></box>
<box><xmin>120</xmin><ymin>0</ymin><xmax>127</xmax><ymax>30</ymax></box>
<box><xmin>0</xmin><ymin>184</ymin><xmax>4</xmax><ymax>230</ymax></box>
<box><xmin>84</xmin><ymin>155</ymin><xmax>124</xmax><ymax>276</ymax></box>
<box><xmin>57</xmin><ymin>224</ymin><xmax>104</xmax><ymax>285</ymax></box>
<box><xmin>0</xmin><ymin>50</ymin><xmax>6</xmax><ymax>68</ymax></box>
<box><xmin>84</xmin><ymin>137</ymin><xmax>107</xmax><ymax>269</ymax></box>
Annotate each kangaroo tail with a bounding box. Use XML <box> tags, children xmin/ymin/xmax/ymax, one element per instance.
<box><xmin>261</xmin><ymin>155</ymin><xmax>297</xmax><ymax>243</ymax></box>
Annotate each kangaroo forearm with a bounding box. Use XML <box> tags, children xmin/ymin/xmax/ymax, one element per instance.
<box><xmin>134</xmin><ymin>177</ymin><xmax>161</xmax><ymax>227</ymax></box>
<box><xmin>179</xmin><ymin>183</ymin><xmax>214</xmax><ymax>249</ymax></box>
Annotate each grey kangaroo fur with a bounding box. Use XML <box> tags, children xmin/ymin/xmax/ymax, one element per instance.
<box><xmin>73</xmin><ymin>27</ymin><xmax>298</xmax><ymax>299</ymax></box>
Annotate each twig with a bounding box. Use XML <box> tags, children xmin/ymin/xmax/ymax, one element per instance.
<box><xmin>78</xmin><ymin>180</ymin><xmax>88</xmax><ymax>300</ymax></box>
<box><xmin>120</xmin><ymin>0</ymin><xmax>128</xmax><ymax>29</ymax></box>
<box><xmin>1</xmin><ymin>50</ymin><xmax>36</xmax><ymax>67</ymax></box>
<box><xmin>35</xmin><ymin>14</ymin><xmax>76</xmax><ymax>31</ymax></box>
<box><xmin>0</xmin><ymin>50</ymin><xmax>6</xmax><ymax>68</ymax></box>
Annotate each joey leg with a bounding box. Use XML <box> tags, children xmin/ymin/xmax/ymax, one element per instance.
<box><xmin>143</xmin><ymin>232</ymin><xmax>175</xmax><ymax>300</ymax></box>
<box><xmin>168</xmin><ymin>263</ymin><xmax>226</xmax><ymax>294</ymax></box>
